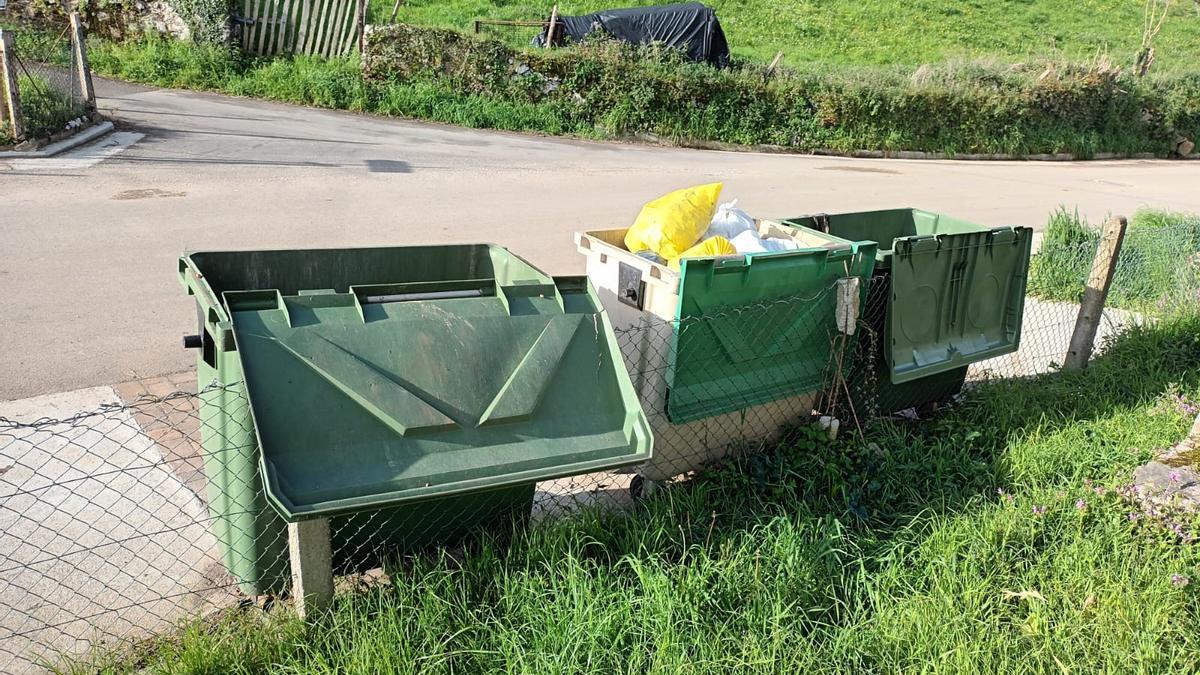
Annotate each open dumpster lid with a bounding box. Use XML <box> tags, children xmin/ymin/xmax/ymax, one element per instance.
<box><xmin>780</xmin><ymin>210</ymin><xmax>1033</xmax><ymax>384</ymax></box>
<box><xmin>204</xmin><ymin>248</ymin><xmax>651</xmax><ymax>520</ymax></box>
<box><xmin>885</xmin><ymin>224</ymin><xmax>1032</xmax><ymax>383</ymax></box>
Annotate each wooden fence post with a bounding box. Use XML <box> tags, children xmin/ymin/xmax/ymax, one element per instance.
<box><xmin>545</xmin><ymin>4</ymin><xmax>559</xmax><ymax>48</ymax></box>
<box><xmin>69</xmin><ymin>13</ymin><xmax>96</xmax><ymax>109</ymax></box>
<box><xmin>288</xmin><ymin>518</ymin><xmax>333</xmax><ymax>618</ymax></box>
<box><xmin>356</xmin><ymin>0</ymin><xmax>367</xmax><ymax>55</ymax></box>
<box><xmin>1064</xmin><ymin>215</ymin><xmax>1128</xmax><ymax>370</ymax></box>
<box><xmin>765</xmin><ymin>51</ymin><xmax>784</xmax><ymax>78</ymax></box>
<box><xmin>0</xmin><ymin>30</ymin><xmax>23</xmax><ymax>140</ymax></box>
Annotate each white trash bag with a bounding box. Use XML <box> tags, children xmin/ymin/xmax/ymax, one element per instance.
<box><xmin>730</xmin><ymin>229</ymin><xmax>801</xmax><ymax>254</ymax></box>
<box><xmin>730</xmin><ymin>229</ymin><xmax>768</xmax><ymax>253</ymax></box>
<box><xmin>705</xmin><ymin>199</ymin><xmax>756</xmax><ymax>240</ymax></box>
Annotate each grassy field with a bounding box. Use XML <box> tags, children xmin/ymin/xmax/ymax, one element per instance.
<box><xmin>67</xmin><ymin>299</ymin><xmax>1200</xmax><ymax>673</ymax></box>
<box><xmin>379</xmin><ymin>0</ymin><xmax>1200</xmax><ymax>69</ymax></box>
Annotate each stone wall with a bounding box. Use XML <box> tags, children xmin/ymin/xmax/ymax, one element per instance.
<box><xmin>3</xmin><ymin>0</ymin><xmax>191</xmax><ymax>41</ymax></box>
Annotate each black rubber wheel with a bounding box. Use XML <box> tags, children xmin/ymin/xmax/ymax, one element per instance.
<box><xmin>629</xmin><ymin>475</ymin><xmax>651</xmax><ymax>502</ymax></box>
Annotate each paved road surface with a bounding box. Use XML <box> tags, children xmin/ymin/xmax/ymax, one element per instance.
<box><xmin>3</xmin><ymin>77</ymin><xmax>1199</xmax><ymax>400</ymax></box>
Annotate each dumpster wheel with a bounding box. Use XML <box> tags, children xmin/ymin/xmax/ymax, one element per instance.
<box><xmin>629</xmin><ymin>475</ymin><xmax>659</xmax><ymax>502</ymax></box>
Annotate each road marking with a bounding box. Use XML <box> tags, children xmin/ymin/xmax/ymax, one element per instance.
<box><xmin>2</xmin><ymin>131</ymin><xmax>144</xmax><ymax>173</ymax></box>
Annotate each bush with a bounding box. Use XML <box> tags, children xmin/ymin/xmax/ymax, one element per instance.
<box><xmin>361</xmin><ymin>24</ymin><xmax>1200</xmax><ymax>158</ymax></box>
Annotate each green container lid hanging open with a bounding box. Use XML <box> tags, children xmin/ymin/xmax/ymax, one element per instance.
<box><xmin>183</xmin><ymin>245</ymin><xmax>652</xmax><ymax>522</ymax></box>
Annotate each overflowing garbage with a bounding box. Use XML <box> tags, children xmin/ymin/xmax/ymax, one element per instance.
<box><xmin>622</xmin><ymin>182</ymin><xmax>802</xmax><ymax>269</ymax></box>
<box><xmin>574</xmin><ymin>183</ymin><xmax>1034</xmax><ymax>497</ymax></box>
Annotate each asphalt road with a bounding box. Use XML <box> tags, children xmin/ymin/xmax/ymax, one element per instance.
<box><xmin>3</xmin><ymin>77</ymin><xmax>1200</xmax><ymax>400</ymax></box>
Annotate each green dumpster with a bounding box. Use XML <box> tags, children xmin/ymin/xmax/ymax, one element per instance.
<box><xmin>576</xmin><ymin>223</ymin><xmax>876</xmax><ymax>488</ymax></box>
<box><xmin>782</xmin><ymin>209</ymin><xmax>1033</xmax><ymax>414</ymax></box>
<box><xmin>179</xmin><ymin>245</ymin><xmax>653</xmax><ymax>594</ymax></box>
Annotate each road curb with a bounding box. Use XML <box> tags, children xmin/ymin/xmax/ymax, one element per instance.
<box><xmin>0</xmin><ymin>121</ymin><xmax>115</xmax><ymax>159</ymax></box>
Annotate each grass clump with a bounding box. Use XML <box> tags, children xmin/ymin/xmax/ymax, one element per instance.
<box><xmin>13</xmin><ymin>74</ymin><xmax>86</xmax><ymax>140</ymax></box>
<box><xmin>67</xmin><ymin>309</ymin><xmax>1200</xmax><ymax>674</ymax></box>
<box><xmin>1030</xmin><ymin>208</ymin><xmax>1200</xmax><ymax>312</ymax></box>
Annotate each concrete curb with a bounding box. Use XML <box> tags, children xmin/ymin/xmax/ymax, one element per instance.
<box><xmin>0</xmin><ymin>121</ymin><xmax>115</xmax><ymax>159</ymax></box>
<box><xmin>628</xmin><ymin>133</ymin><xmax>1198</xmax><ymax>162</ymax></box>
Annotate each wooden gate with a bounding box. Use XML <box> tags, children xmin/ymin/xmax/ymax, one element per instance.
<box><xmin>239</xmin><ymin>0</ymin><xmax>365</xmax><ymax>57</ymax></box>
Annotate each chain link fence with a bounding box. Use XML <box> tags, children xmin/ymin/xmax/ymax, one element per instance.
<box><xmin>1</xmin><ymin>23</ymin><xmax>91</xmax><ymax>145</ymax></box>
<box><xmin>2</xmin><ymin>224</ymin><xmax>1198</xmax><ymax>672</ymax></box>
<box><xmin>472</xmin><ymin>19</ymin><xmax>547</xmax><ymax>49</ymax></box>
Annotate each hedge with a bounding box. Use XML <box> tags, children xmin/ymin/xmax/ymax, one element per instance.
<box><xmin>362</xmin><ymin>24</ymin><xmax>1200</xmax><ymax>158</ymax></box>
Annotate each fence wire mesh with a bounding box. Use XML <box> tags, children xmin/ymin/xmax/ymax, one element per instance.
<box><xmin>2</xmin><ymin>25</ymin><xmax>89</xmax><ymax>143</ymax></box>
<box><xmin>2</xmin><ymin>225</ymin><xmax>1198</xmax><ymax>672</ymax></box>
<box><xmin>472</xmin><ymin>19</ymin><xmax>546</xmax><ymax>49</ymax></box>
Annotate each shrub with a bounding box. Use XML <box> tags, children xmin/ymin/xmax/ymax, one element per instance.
<box><xmin>361</xmin><ymin>24</ymin><xmax>1200</xmax><ymax>158</ymax></box>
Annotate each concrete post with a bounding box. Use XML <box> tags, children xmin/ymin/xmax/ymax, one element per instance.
<box><xmin>69</xmin><ymin>13</ymin><xmax>96</xmax><ymax>109</ymax></box>
<box><xmin>288</xmin><ymin>518</ymin><xmax>333</xmax><ymax>618</ymax></box>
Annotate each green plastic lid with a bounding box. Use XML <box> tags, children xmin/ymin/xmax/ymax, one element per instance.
<box><xmin>219</xmin><ymin>258</ymin><xmax>651</xmax><ymax>519</ymax></box>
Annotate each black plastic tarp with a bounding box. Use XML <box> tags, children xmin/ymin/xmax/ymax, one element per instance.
<box><xmin>532</xmin><ymin>3</ymin><xmax>730</xmax><ymax>68</ymax></box>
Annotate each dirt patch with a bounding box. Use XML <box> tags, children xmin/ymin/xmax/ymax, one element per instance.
<box><xmin>112</xmin><ymin>188</ymin><xmax>187</xmax><ymax>200</ymax></box>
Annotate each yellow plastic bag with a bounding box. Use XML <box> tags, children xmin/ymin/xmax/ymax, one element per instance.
<box><xmin>624</xmin><ymin>183</ymin><xmax>723</xmax><ymax>260</ymax></box>
<box><xmin>668</xmin><ymin>236</ymin><xmax>737</xmax><ymax>271</ymax></box>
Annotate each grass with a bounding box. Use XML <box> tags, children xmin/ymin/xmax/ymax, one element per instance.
<box><xmin>380</xmin><ymin>0</ymin><xmax>1200</xmax><ymax>71</ymax></box>
<box><xmin>15</xmin><ymin>74</ymin><xmax>86</xmax><ymax>139</ymax></box>
<box><xmin>64</xmin><ymin>307</ymin><xmax>1200</xmax><ymax>673</ymax></box>
<box><xmin>0</xmin><ymin>71</ymin><xmax>84</xmax><ymax>146</ymax></box>
<box><xmin>1029</xmin><ymin>208</ymin><xmax>1200</xmax><ymax>312</ymax></box>
<box><xmin>80</xmin><ymin>37</ymin><xmax>605</xmax><ymax>135</ymax></box>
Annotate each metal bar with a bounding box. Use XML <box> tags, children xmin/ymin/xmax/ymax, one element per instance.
<box><xmin>472</xmin><ymin>19</ymin><xmax>549</xmax><ymax>27</ymax></box>
<box><xmin>361</xmin><ymin>289</ymin><xmax>484</xmax><ymax>304</ymax></box>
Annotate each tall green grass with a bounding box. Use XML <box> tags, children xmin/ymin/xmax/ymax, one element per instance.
<box><xmin>379</xmin><ymin>0</ymin><xmax>1200</xmax><ymax>71</ymax></box>
<box><xmin>1030</xmin><ymin>208</ymin><xmax>1200</xmax><ymax>312</ymax></box>
<box><xmin>15</xmin><ymin>74</ymin><xmax>87</xmax><ymax>140</ymax></box>
<box><xmin>64</xmin><ymin>309</ymin><xmax>1200</xmax><ymax>674</ymax></box>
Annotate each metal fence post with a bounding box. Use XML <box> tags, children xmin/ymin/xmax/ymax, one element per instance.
<box><xmin>69</xmin><ymin>12</ymin><xmax>96</xmax><ymax>109</ymax></box>
<box><xmin>0</xmin><ymin>29</ymin><xmax>24</xmax><ymax>140</ymax></box>
<box><xmin>1064</xmin><ymin>215</ymin><xmax>1128</xmax><ymax>370</ymax></box>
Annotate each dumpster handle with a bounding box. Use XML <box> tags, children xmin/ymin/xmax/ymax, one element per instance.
<box><xmin>361</xmin><ymin>289</ymin><xmax>484</xmax><ymax>304</ymax></box>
